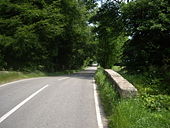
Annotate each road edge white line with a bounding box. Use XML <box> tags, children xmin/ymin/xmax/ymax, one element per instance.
<box><xmin>0</xmin><ymin>77</ymin><xmax>46</xmax><ymax>88</ymax></box>
<box><xmin>93</xmin><ymin>79</ymin><xmax>104</xmax><ymax>128</ymax></box>
<box><xmin>0</xmin><ymin>84</ymin><xmax>49</xmax><ymax>123</ymax></box>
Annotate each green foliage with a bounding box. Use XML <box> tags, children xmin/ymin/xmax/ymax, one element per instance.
<box><xmin>116</xmin><ymin>66</ymin><xmax>170</xmax><ymax>111</ymax></box>
<box><xmin>95</xmin><ymin>68</ymin><xmax>118</xmax><ymax>116</ymax></box>
<box><xmin>92</xmin><ymin>0</ymin><xmax>170</xmax><ymax>94</ymax></box>
<box><xmin>110</xmin><ymin>98</ymin><xmax>170</xmax><ymax>128</ymax></box>
<box><xmin>0</xmin><ymin>71</ymin><xmax>45</xmax><ymax>85</ymax></box>
<box><xmin>92</xmin><ymin>0</ymin><xmax>170</xmax><ymax>75</ymax></box>
<box><xmin>91</xmin><ymin>1</ymin><xmax>126</xmax><ymax>68</ymax></box>
<box><xmin>142</xmin><ymin>94</ymin><xmax>170</xmax><ymax>111</ymax></box>
<box><xmin>0</xmin><ymin>68</ymin><xmax>82</xmax><ymax>85</ymax></box>
<box><xmin>93</xmin><ymin>1</ymin><xmax>170</xmax><ymax>127</ymax></box>
<box><xmin>0</xmin><ymin>0</ymin><xmax>95</xmax><ymax>71</ymax></box>
<box><xmin>95</xmin><ymin>68</ymin><xmax>170</xmax><ymax>128</ymax></box>
<box><xmin>11</xmin><ymin>25</ymin><xmax>42</xmax><ymax>69</ymax></box>
<box><xmin>121</xmin><ymin>0</ymin><xmax>170</xmax><ymax>70</ymax></box>
<box><xmin>0</xmin><ymin>35</ymin><xmax>14</xmax><ymax>69</ymax></box>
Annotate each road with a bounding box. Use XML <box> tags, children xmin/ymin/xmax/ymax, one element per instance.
<box><xmin>0</xmin><ymin>67</ymin><xmax>103</xmax><ymax>128</ymax></box>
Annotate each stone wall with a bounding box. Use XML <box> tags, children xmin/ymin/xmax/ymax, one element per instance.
<box><xmin>104</xmin><ymin>69</ymin><xmax>138</xmax><ymax>98</ymax></box>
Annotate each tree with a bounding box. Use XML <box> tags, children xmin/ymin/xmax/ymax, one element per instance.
<box><xmin>121</xmin><ymin>0</ymin><xmax>170</xmax><ymax>71</ymax></box>
<box><xmin>91</xmin><ymin>0</ymin><xmax>126</xmax><ymax>68</ymax></box>
<box><xmin>0</xmin><ymin>0</ymin><xmax>95</xmax><ymax>71</ymax></box>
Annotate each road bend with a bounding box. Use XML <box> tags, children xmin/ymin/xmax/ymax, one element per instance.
<box><xmin>0</xmin><ymin>67</ymin><xmax>102</xmax><ymax>128</ymax></box>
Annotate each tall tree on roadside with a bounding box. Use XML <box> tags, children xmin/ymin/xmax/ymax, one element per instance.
<box><xmin>91</xmin><ymin>0</ymin><xmax>126</xmax><ymax>68</ymax></box>
<box><xmin>0</xmin><ymin>0</ymin><xmax>95</xmax><ymax>71</ymax></box>
<box><xmin>121</xmin><ymin>0</ymin><xmax>170</xmax><ymax>71</ymax></box>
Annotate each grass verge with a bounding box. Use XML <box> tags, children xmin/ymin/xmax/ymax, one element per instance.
<box><xmin>0</xmin><ymin>69</ymin><xmax>81</xmax><ymax>85</ymax></box>
<box><xmin>95</xmin><ymin>68</ymin><xmax>170</xmax><ymax>128</ymax></box>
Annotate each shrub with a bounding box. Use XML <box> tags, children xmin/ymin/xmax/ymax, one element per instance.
<box><xmin>142</xmin><ymin>94</ymin><xmax>170</xmax><ymax>111</ymax></box>
<box><xmin>95</xmin><ymin>68</ymin><xmax>170</xmax><ymax>128</ymax></box>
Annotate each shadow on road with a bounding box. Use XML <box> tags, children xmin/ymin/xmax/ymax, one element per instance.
<box><xmin>69</xmin><ymin>67</ymin><xmax>97</xmax><ymax>80</ymax></box>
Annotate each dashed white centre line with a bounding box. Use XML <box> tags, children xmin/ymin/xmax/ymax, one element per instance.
<box><xmin>0</xmin><ymin>84</ymin><xmax>49</xmax><ymax>123</ymax></box>
<box><xmin>58</xmin><ymin>77</ymin><xmax>70</xmax><ymax>81</ymax></box>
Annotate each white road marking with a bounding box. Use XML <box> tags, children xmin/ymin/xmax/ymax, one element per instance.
<box><xmin>0</xmin><ymin>77</ymin><xmax>45</xmax><ymax>88</ymax></box>
<box><xmin>93</xmin><ymin>80</ymin><xmax>104</xmax><ymax>128</ymax></box>
<box><xmin>0</xmin><ymin>84</ymin><xmax>49</xmax><ymax>123</ymax></box>
<box><xmin>0</xmin><ymin>76</ymin><xmax>70</xmax><ymax>88</ymax></box>
<box><xmin>58</xmin><ymin>77</ymin><xmax>70</xmax><ymax>81</ymax></box>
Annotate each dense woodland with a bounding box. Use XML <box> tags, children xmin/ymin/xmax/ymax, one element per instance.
<box><xmin>91</xmin><ymin>0</ymin><xmax>170</xmax><ymax>94</ymax></box>
<box><xmin>92</xmin><ymin>0</ymin><xmax>170</xmax><ymax>70</ymax></box>
<box><xmin>0</xmin><ymin>0</ymin><xmax>96</xmax><ymax>72</ymax></box>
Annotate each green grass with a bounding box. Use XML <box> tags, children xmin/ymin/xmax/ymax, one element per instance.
<box><xmin>112</xmin><ymin>66</ymin><xmax>170</xmax><ymax>111</ymax></box>
<box><xmin>110</xmin><ymin>99</ymin><xmax>170</xmax><ymax>128</ymax></box>
<box><xmin>0</xmin><ymin>71</ymin><xmax>44</xmax><ymax>85</ymax></box>
<box><xmin>0</xmin><ymin>69</ymin><xmax>81</xmax><ymax>85</ymax></box>
<box><xmin>95</xmin><ymin>68</ymin><xmax>170</xmax><ymax>128</ymax></box>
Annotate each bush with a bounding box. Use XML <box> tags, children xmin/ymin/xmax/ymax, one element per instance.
<box><xmin>142</xmin><ymin>94</ymin><xmax>170</xmax><ymax>111</ymax></box>
<box><xmin>95</xmin><ymin>68</ymin><xmax>170</xmax><ymax>128</ymax></box>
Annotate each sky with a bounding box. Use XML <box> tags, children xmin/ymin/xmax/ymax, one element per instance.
<box><xmin>96</xmin><ymin>0</ymin><xmax>106</xmax><ymax>7</ymax></box>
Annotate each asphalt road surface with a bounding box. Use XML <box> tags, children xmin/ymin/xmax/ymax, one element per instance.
<box><xmin>0</xmin><ymin>67</ymin><xmax>103</xmax><ymax>128</ymax></box>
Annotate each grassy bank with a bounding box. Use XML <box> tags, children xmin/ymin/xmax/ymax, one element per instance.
<box><xmin>0</xmin><ymin>71</ymin><xmax>44</xmax><ymax>85</ymax></box>
<box><xmin>0</xmin><ymin>69</ymin><xmax>81</xmax><ymax>85</ymax></box>
<box><xmin>95</xmin><ymin>68</ymin><xmax>170</xmax><ymax>128</ymax></box>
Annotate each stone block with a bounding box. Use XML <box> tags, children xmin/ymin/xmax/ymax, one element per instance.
<box><xmin>104</xmin><ymin>69</ymin><xmax>137</xmax><ymax>98</ymax></box>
